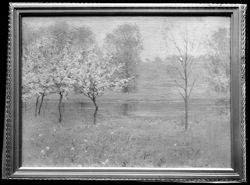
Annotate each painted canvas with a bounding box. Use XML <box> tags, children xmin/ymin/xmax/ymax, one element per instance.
<box><xmin>22</xmin><ymin>16</ymin><xmax>231</xmax><ymax>168</ymax></box>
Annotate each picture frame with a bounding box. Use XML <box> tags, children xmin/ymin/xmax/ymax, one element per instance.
<box><xmin>2</xmin><ymin>3</ymin><xmax>246</xmax><ymax>182</ymax></box>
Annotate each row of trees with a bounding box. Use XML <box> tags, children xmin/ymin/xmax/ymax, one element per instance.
<box><xmin>23</xmin><ymin>21</ymin><xmax>230</xmax><ymax>129</ymax></box>
<box><xmin>22</xmin><ymin>22</ymin><xmax>142</xmax><ymax>124</ymax></box>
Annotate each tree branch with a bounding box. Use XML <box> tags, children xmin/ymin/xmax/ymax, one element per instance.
<box><xmin>166</xmin><ymin>34</ymin><xmax>184</xmax><ymax>59</ymax></box>
<box><xmin>177</xmin><ymin>88</ymin><xmax>185</xmax><ymax>100</ymax></box>
<box><xmin>183</xmin><ymin>35</ymin><xmax>189</xmax><ymax>61</ymax></box>
<box><xmin>174</xmin><ymin>80</ymin><xmax>185</xmax><ymax>91</ymax></box>
<box><xmin>187</xmin><ymin>56</ymin><xmax>194</xmax><ymax>67</ymax></box>
<box><xmin>175</xmin><ymin>67</ymin><xmax>185</xmax><ymax>81</ymax></box>
<box><xmin>188</xmin><ymin>79</ymin><xmax>196</xmax><ymax>99</ymax></box>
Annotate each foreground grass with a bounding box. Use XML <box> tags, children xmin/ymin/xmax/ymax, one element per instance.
<box><xmin>22</xmin><ymin>101</ymin><xmax>230</xmax><ymax>168</ymax></box>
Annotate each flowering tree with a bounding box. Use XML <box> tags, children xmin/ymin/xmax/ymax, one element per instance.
<box><xmin>22</xmin><ymin>22</ymin><xmax>96</xmax><ymax>122</ymax></box>
<box><xmin>22</xmin><ymin>35</ymin><xmax>54</xmax><ymax>116</ymax></box>
<box><xmin>72</xmin><ymin>48</ymin><xmax>131</xmax><ymax>124</ymax></box>
<box><xmin>46</xmin><ymin>34</ymin><xmax>76</xmax><ymax>123</ymax></box>
<box><xmin>205</xmin><ymin>28</ymin><xmax>230</xmax><ymax>96</ymax></box>
<box><xmin>46</xmin><ymin>23</ymin><xmax>97</xmax><ymax>122</ymax></box>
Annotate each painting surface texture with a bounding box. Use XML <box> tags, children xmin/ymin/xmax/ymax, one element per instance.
<box><xmin>22</xmin><ymin>17</ymin><xmax>231</xmax><ymax>167</ymax></box>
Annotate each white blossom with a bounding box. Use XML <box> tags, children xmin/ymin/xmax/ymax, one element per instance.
<box><xmin>72</xmin><ymin>48</ymin><xmax>132</xmax><ymax>102</ymax></box>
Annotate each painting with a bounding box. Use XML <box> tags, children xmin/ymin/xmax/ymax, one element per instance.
<box><xmin>2</xmin><ymin>3</ymin><xmax>246</xmax><ymax>182</ymax></box>
<box><xmin>22</xmin><ymin>16</ymin><xmax>231</xmax><ymax>168</ymax></box>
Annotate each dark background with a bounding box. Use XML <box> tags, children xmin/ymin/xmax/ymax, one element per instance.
<box><xmin>0</xmin><ymin>0</ymin><xmax>249</xmax><ymax>184</ymax></box>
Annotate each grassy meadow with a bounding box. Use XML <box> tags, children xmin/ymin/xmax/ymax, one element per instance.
<box><xmin>22</xmin><ymin>61</ymin><xmax>231</xmax><ymax>168</ymax></box>
<box><xmin>22</xmin><ymin>94</ymin><xmax>230</xmax><ymax>168</ymax></box>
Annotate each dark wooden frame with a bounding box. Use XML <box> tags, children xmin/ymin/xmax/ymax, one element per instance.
<box><xmin>2</xmin><ymin>3</ymin><xmax>246</xmax><ymax>182</ymax></box>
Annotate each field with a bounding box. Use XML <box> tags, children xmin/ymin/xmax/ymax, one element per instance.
<box><xmin>22</xmin><ymin>94</ymin><xmax>231</xmax><ymax>168</ymax></box>
<box><xmin>21</xmin><ymin>16</ymin><xmax>231</xmax><ymax>168</ymax></box>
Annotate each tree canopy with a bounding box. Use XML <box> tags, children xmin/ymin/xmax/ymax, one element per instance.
<box><xmin>104</xmin><ymin>24</ymin><xmax>143</xmax><ymax>92</ymax></box>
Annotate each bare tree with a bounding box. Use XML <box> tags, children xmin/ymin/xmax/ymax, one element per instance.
<box><xmin>165</xmin><ymin>28</ymin><xmax>199</xmax><ymax>130</ymax></box>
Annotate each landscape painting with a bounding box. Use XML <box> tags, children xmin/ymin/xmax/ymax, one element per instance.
<box><xmin>22</xmin><ymin>16</ymin><xmax>231</xmax><ymax>168</ymax></box>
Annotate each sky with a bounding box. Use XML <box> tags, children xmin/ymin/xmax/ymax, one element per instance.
<box><xmin>23</xmin><ymin>16</ymin><xmax>230</xmax><ymax>61</ymax></box>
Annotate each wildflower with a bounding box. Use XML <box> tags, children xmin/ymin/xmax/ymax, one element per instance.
<box><xmin>41</xmin><ymin>149</ymin><xmax>45</xmax><ymax>155</ymax></box>
<box><xmin>71</xmin><ymin>147</ymin><xmax>75</xmax><ymax>151</ymax></box>
<box><xmin>102</xmin><ymin>159</ymin><xmax>109</xmax><ymax>165</ymax></box>
<box><xmin>45</xmin><ymin>146</ymin><xmax>50</xmax><ymax>150</ymax></box>
<box><xmin>174</xmin><ymin>143</ymin><xmax>177</xmax><ymax>146</ymax></box>
<box><xmin>84</xmin><ymin>139</ymin><xmax>88</xmax><ymax>142</ymax></box>
<box><xmin>38</xmin><ymin>134</ymin><xmax>43</xmax><ymax>137</ymax></box>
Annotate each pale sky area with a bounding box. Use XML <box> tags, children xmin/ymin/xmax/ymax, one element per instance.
<box><xmin>23</xmin><ymin>16</ymin><xmax>230</xmax><ymax>61</ymax></box>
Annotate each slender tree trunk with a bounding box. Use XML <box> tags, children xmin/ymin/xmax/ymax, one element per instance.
<box><xmin>184</xmin><ymin>98</ymin><xmax>188</xmax><ymax>130</ymax></box>
<box><xmin>38</xmin><ymin>93</ymin><xmax>45</xmax><ymax>115</ymax></box>
<box><xmin>184</xmin><ymin>58</ymin><xmax>188</xmax><ymax>131</ymax></box>
<box><xmin>35</xmin><ymin>96</ymin><xmax>40</xmax><ymax>117</ymax></box>
<box><xmin>133</xmin><ymin>77</ymin><xmax>137</xmax><ymax>92</ymax></box>
<box><xmin>92</xmin><ymin>97</ymin><xmax>98</xmax><ymax>125</ymax></box>
<box><xmin>58</xmin><ymin>92</ymin><xmax>63</xmax><ymax>123</ymax></box>
<box><xmin>62</xmin><ymin>102</ymin><xmax>65</xmax><ymax>112</ymax></box>
<box><xmin>123</xmin><ymin>86</ymin><xmax>129</xmax><ymax>93</ymax></box>
<box><xmin>122</xmin><ymin>103</ymin><xmax>129</xmax><ymax>115</ymax></box>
